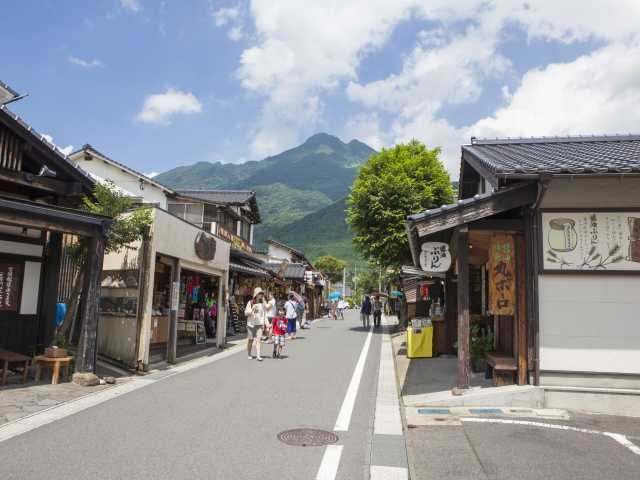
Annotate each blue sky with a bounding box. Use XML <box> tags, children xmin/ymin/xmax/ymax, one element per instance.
<box><xmin>3</xmin><ymin>1</ymin><xmax>640</xmax><ymax>178</ymax></box>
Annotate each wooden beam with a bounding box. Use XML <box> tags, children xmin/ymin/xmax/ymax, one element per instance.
<box><xmin>456</xmin><ymin>227</ymin><xmax>470</xmax><ymax>389</ymax></box>
<box><xmin>39</xmin><ymin>232</ymin><xmax>63</xmax><ymax>347</ymax></box>
<box><xmin>462</xmin><ymin>150</ymin><xmax>500</xmax><ymax>189</ymax></box>
<box><xmin>468</xmin><ymin>218</ymin><xmax>523</xmax><ymax>231</ymax></box>
<box><xmin>516</xmin><ymin>234</ymin><xmax>527</xmax><ymax>385</ymax></box>
<box><xmin>413</xmin><ymin>182</ymin><xmax>537</xmax><ymax>237</ymax></box>
<box><xmin>75</xmin><ymin>234</ymin><xmax>106</xmax><ymax>373</ymax></box>
<box><xmin>0</xmin><ymin>169</ymin><xmax>82</xmax><ymax>196</ymax></box>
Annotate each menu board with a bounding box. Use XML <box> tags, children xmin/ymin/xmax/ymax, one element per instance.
<box><xmin>542</xmin><ymin>212</ymin><xmax>640</xmax><ymax>272</ymax></box>
<box><xmin>0</xmin><ymin>261</ymin><xmax>23</xmax><ymax>312</ymax></box>
<box><xmin>489</xmin><ymin>234</ymin><xmax>515</xmax><ymax>316</ymax></box>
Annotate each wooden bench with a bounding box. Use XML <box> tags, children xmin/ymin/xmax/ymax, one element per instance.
<box><xmin>486</xmin><ymin>353</ymin><xmax>516</xmax><ymax>386</ymax></box>
<box><xmin>33</xmin><ymin>355</ymin><xmax>73</xmax><ymax>385</ymax></box>
<box><xmin>0</xmin><ymin>349</ymin><xmax>31</xmax><ymax>385</ymax></box>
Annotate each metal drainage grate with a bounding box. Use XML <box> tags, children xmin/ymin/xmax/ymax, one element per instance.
<box><xmin>277</xmin><ymin>428</ymin><xmax>339</xmax><ymax>447</ymax></box>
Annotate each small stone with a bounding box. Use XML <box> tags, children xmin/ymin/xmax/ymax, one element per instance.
<box><xmin>103</xmin><ymin>376</ymin><xmax>116</xmax><ymax>385</ymax></box>
<box><xmin>72</xmin><ymin>372</ymin><xmax>99</xmax><ymax>386</ymax></box>
<box><xmin>99</xmin><ymin>379</ymin><xmax>106</xmax><ymax>385</ymax></box>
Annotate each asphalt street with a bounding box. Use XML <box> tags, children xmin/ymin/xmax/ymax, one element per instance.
<box><xmin>0</xmin><ymin>311</ymin><xmax>389</xmax><ymax>480</ymax></box>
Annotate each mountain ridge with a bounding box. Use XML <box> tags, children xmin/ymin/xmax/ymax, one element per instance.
<box><xmin>155</xmin><ymin>133</ymin><xmax>375</xmax><ymax>262</ymax></box>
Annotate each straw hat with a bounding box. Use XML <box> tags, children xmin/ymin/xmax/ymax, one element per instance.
<box><xmin>253</xmin><ymin>287</ymin><xmax>264</xmax><ymax>298</ymax></box>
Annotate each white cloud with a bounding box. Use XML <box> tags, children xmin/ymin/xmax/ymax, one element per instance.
<box><xmin>136</xmin><ymin>88</ymin><xmax>203</xmax><ymax>125</ymax></box>
<box><xmin>214</xmin><ymin>6</ymin><xmax>240</xmax><ymax>26</ymax></box>
<box><xmin>68</xmin><ymin>55</ymin><xmax>103</xmax><ymax>69</ymax></box>
<box><xmin>120</xmin><ymin>0</ymin><xmax>141</xmax><ymax>12</ymax></box>
<box><xmin>343</xmin><ymin>113</ymin><xmax>387</xmax><ymax>151</ymax></box>
<box><xmin>228</xmin><ymin>26</ymin><xmax>243</xmax><ymax>41</ymax></box>
<box><xmin>41</xmin><ymin>133</ymin><xmax>74</xmax><ymax>157</ymax></box>
<box><xmin>144</xmin><ymin>171</ymin><xmax>159</xmax><ymax>178</ymax></box>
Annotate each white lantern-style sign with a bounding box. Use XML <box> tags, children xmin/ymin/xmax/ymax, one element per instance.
<box><xmin>419</xmin><ymin>242</ymin><xmax>452</xmax><ymax>273</ymax></box>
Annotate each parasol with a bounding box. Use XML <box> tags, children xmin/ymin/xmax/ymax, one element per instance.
<box><xmin>328</xmin><ymin>291</ymin><xmax>342</xmax><ymax>300</ymax></box>
<box><xmin>288</xmin><ymin>290</ymin><xmax>304</xmax><ymax>303</ymax></box>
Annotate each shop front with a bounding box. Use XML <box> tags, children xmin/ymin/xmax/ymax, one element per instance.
<box><xmin>98</xmin><ymin>207</ymin><xmax>230</xmax><ymax>370</ymax></box>
<box><xmin>406</xmin><ymin>136</ymin><xmax>640</xmax><ymax>407</ymax></box>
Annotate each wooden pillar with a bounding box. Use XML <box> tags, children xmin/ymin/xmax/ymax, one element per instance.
<box><xmin>167</xmin><ymin>258</ymin><xmax>181</xmax><ymax>363</ymax></box>
<box><xmin>75</xmin><ymin>234</ymin><xmax>106</xmax><ymax>373</ymax></box>
<box><xmin>39</xmin><ymin>231</ymin><xmax>63</xmax><ymax>347</ymax></box>
<box><xmin>444</xmin><ymin>270</ymin><xmax>457</xmax><ymax>354</ymax></box>
<box><xmin>216</xmin><ymin>269</ymin><xmax>228</xmax><ymax>348</ymax></box>
<box><xmin>456</xmin><ymin>226</ymin><xmax>470</xmax><ymax>389</ymax></box>
<box><xmin>516</xmin><ymin>235</ymin><xmax>528</xmax><ymax>384</ymax></box>
<box><xmin>135</xmin><ymin>231</ymin><xmax>154</xmax><ymax>370</ymax></box>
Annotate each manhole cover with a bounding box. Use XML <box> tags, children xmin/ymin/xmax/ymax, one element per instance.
<box><xmin>277</xmin><ymin>428</ymin><xmax>339</xmax><ymax>447</ymax></box>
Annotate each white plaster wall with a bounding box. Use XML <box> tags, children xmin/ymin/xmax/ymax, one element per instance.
<box><xmin>73</xmin><ymin>156</ymin><xmax>168</xmax><ymax>208</ymax></box>
<box><xmin>538</xmin><ymin>177</ymin><xmax>640</xmax><ymax>378</ymax></box>
<box><xmin>539</xmin><ymin>274</ymin><xmax>640</xmax><ymax>374</ymax></box>
<box><xmin>268</xmin><ymin>244</ymin><xmax>291</xmax><ymax>261</ymax></box>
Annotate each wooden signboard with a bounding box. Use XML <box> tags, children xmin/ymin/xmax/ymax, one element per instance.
<box><xmin>489</xmin><ymin>234</ymin><xmax>515</xmax><ymax>316</ymax></box>
<box><xmin>0</xmin><ymin>260</ymin><xmax>23</xmax><ymax>312</ymax></box>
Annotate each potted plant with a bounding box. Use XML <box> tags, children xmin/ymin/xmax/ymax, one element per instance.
<box><xmin>470</xmin><ymin>324</ymin><xmax>494</xmax><ymax>373</ymax></box>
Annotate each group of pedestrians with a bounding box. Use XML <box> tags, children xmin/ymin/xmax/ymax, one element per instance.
<box><xmin>244</xmin><ymin>287</ymin><xmax>306</xmax><ymax>361</ymax></box>
<box><xmin>360</xmin><ymin>294</ymin><xmax>383</xmax><ymax>329</ymax></box>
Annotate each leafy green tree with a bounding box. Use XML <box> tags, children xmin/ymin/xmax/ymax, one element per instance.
<box><xmin>347</xmin><ymin>140</ymin><xmax>454</xmax><ymax>267</ymax></box>
<box><xmin>314</xmin><ymin>255</ymin><xmax>347</xmax><ymax>283</ymax></box>
<box><xmin>58</xmin><ymin>181</ymin><xmax>152</xmax><ymax>343</ymax></box>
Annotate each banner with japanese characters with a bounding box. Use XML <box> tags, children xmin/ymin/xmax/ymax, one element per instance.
<box><xmin>489</xmin><ymin>234</ymin><xmax>516</xmax><ymax>315</ymax></box>
<box><xmin>0</xmin><ymin>260</ymin><xmax>23</xmax><ymax>312</ymax></box>
<box><xmin>542</xmin><ymin>211</ymin><xmax>640</xmax><ymax>272</ymax></box>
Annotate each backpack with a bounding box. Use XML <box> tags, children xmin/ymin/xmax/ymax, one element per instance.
<box><xmin>296</xmin><ymin>301</ymin><xmax>305</xmax><ymax>317</ymax></box>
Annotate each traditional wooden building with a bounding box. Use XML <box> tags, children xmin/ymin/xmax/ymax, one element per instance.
<box><xmin>406</xmin><ymin>135</ymin><xmax>640</xmax><ymax>411</ymax></box>
<box><xmin>0</xmin><ymin>82</ymin><xmax>110</xmax><ymax>373</ymax></box>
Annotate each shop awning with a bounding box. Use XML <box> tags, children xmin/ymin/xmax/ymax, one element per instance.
<box><xmin>229</xmin><ymin>261</ymin><xmax>270</xmax><ymax>278</ymax></box>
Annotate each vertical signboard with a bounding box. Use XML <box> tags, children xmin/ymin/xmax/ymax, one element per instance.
<box><xmin>489</xmin><ymin>234</ymin><xmax>515</xmax><ymax>316</ymax></box>
<box><xmin>0</xmin><ymin>260</ymin><xmax>23</xmax><ymax>312</ymax></box>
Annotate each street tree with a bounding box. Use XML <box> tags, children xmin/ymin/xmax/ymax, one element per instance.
<box><xmin>346</xmin><ymin>140</ymin><xmax>454</xmax><ymax>268</ymax></box>
<box><xmin>58</xmin><ymin>181</ymin><xmax>152</xmax><ymax>346</ymax></box>
<box><xmin>315</xmin><ymin>255</ymin><xmax>347</xmax><ymax>283</ymax></box>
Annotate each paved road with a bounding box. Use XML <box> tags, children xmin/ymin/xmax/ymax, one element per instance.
<box><xmin>0</xmin><ymin>311</ymin><xmax>396</xmax><ymax>480</ymax></box>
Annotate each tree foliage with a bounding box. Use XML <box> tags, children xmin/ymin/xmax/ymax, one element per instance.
<box><xmin>81</xmin><ymin>181</ymin><xmax>152</xmax><ymax>254</ymax></box>
<box><xmin>346</xmin><ymin>140</ymin><xmax>454</xmax><ymax>267</ymax></box>
<box><xmin>314</xmin><ymin>255</ymin><xmax>347</xmax><ymax>283</ymax></box>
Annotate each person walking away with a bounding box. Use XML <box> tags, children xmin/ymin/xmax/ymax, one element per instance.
<box><xmin>264</xmin><ymin>292</ymin><xmax>276</xmax><ymax>343</ymax></box>
<box><xmin>295</xmin><ymin>298</ymin><xmax>306</xmax><ymax>330</ymax></box>
<box><xmin>245</xmin><ymin>287</ymin><xmax>267</xmax><ymax>361</ymax></box>
<box><xmin>337</xmin><ymin>298</ymin><xmax>347</xmax><ymax>320</ymax></box>
<box><xmin>271</xmin><ymin>307</ymin><xmax>288</xmax><ymax>359</ymax></box>
<box><xmin>361</xmin><ymin>295</ymin><xmax>372</xmax><ymax>329</ymax></box>
<box><xmin>284</xmin><ymin>294</ymin><xmax>298</xmax><ymax>339</ymax></box>
<box><xmin>330</xmin><ymin>299</ymin><xmax>337</xmax><ymax>320</ymax></box>
<box><xmin>373</xmin><ymin>295</ymin><xmax>383</xmax><ymax>328</ymax></box>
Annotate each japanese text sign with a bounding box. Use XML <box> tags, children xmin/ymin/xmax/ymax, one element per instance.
<box><xmin>489</xmin><ymin>234</ymin><xmax>515</xmax><ymax>316</ymax></box>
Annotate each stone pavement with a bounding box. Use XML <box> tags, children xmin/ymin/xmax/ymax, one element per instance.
<box><xmin>0</xmin><ymin>382</ymin><xmax>115</xmax><ymax>425</ymax></box>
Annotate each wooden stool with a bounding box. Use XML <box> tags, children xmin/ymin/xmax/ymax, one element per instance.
<box><xmin>33</xmin><ymin>355</ymin><xmax>73</xmax><ymax>385</ymax></box>
<box><xmin>0</xmin><ymin>349</ymin><xmax>31</xmax><ymax>385</ymax></box>
<box><xmin>486</xmin><ymin>353</ymin><xmax>516</xmax><ymax>386</ymax></box>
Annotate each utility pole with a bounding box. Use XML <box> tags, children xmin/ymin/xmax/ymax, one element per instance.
<box><xmin>354</xmin><ymin>264</ymin><xmax>357</xmax><ymax>298</ymax></box>
<box><xmin>342</xmin><ymin>267</ymin><xmax>346</xmax><ymax>298</ymax></box>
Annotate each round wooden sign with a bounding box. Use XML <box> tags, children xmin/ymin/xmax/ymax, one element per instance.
<box><xmin>194</xmin><ymin>232</ymin><xmax>217</xmax><ymax>261</ymax></box>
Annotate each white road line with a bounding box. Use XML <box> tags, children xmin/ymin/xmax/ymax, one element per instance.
<box><xmin>370</xmin><ymin>465</ymin><xmax>409</xmax><ymax>480</ymax></box>
<box><xmin>374</xmin><ymin>336</ymin><xmax>403</xmax><ymax>435</ymax></box>
<box><xmin>334</xmin><ymin>327</ymin><xmax>373</xmax><ymax>431</ymax></box>
<box><xmin>462</xmin><ymin>417</ymin><xmax>640</xmax><ymax>457</ymax></box>
<box><xmin>316</xmin><ymin>444</ymin><xmax>344</xmax><ymax>480</ymax></box>
<box><xmin>603</xmin><ymin>433</ymin><xmax>640</xmax><ymax>456</ymax></box>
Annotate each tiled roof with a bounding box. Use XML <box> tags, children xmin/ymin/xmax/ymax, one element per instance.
<box><xmin>0</xmin><ymin>80</ymin><xmax>20</xmax><ymax>104</ymax></box>
<box><xmin>73</xmin><ymin>144</ymin><xmax>175</xmax><ymax>194</ymax></box>
<box><xmin>0</xmin><ymin>104</ymin><xmax>95</xmax><ymax>189</ymax></box>
<box><xmin>463</xmin><ymin>135</ymin><xmax>640</xmax><ymax>175</ymax></box>
<box><xmin>230</xmin><ymin>262</ymin><xmax>270</xmax><ymax>278</ymax></box>
<box><xmin>266</xmin><ymin>262</ymin><xmax>307</xmax><ymax>280</ymax></box>
<box><xmin>177</xmin><ymin>189</ymin><xmax>255</xmax><ymax>205</ymax></box>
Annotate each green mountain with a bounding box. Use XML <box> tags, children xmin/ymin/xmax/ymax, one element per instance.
<box><xmin>266</xmin><ymin>197</ymin><xmax>359</xmax><ymax>262</ymax></box>
<box><xmin>155</xmin><ymin>133</ymin><xmax>376</xmax><ymax>262</ymax></box>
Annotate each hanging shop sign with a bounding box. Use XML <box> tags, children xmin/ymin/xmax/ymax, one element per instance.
<box><xmin>217</xmin><ymin>226</ymin><xmax>253</xmax><ymax>253</ymax></box>
<box><xmin>542</xmin><ymin>211</ymin><xmax>640</xmax><ymax>272</ymax></box>
<box><xmin>0</xmin><ymin>260</ymin><xmax>23</xmax><ymax>312</ymax></box>
<box><xmin>419</xmin><ymin>242</ymin><xmax>452</xmax><ymax>273</ymax></box>
<box><xmin>489</xmin><ymin>234</ymin><xmax>515</xmax><ymax>316</ymax></box>
<box><xmin>194</xmin><ymin>232</ymin><xmax>217</xmax><ymax>261</ymax></box>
